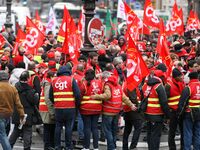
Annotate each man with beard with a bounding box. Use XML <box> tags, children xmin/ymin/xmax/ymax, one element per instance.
<box><xmin>13</xmin><ymin>46</ymin><xmax>25</xmax><ymax>67</ymax></box>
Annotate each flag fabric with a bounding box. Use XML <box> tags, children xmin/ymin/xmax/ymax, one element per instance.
<box><xmin>186</xmin><ymin>10</ymin><xmax>200</xmax><ymax>32</ymax></box>
<box><xmin>34</xmin><ymin>10</ymin><xmax>46</xmax><ymax>35</ymax></box>
<box><xmin>126</xmin><ymin>35</ymin><xmax>149</xmax><ymax>91</ymax></box>
<box><xmin>117</xmin><ymin>0</ymin><xmax>126</xmax><ymax>20</ymax></box>
<box><xmin>124</xmin><ymin>2</ymin><xmax>150</xmax><ymax>40</ymax></box>
<box><xmin>165</xmin><ymin>1</ymin><xmax>184</xmax><ymax>35</ymax></box>
<box><xmin>156</xmin><ymin>19</ymin><xmax>172</xmax><ymax>75</ymax></box>
<box><xmin>12</xmin><ymin>28</ymin><xmax>26</xmax><ymax>56</ymax></box>
<box><xmin>0</xmin><ymin>34</ymin><xmax>6</xmax><ymax>49</ymax></box>
<box><xmin>77</xmin><ymin>10</ymin><xmax>85</xmax><ymax>38</ymax></box>
<box><xmin>22</xmin><ymin>17</ymin><xmax>45</xmax><ymax>55</ymax></box>
<box><xmin>77</xmin><ymin>11</ymin><xmax>84</xmax><ymax>49</ymax></box>
<box><xmin>57</xmin><ymin>6</ymin><xmax>71</xmax><ymax>43</ymax></box>
<box><xmin>143</xmin><ymin>0</ymin><xmax>160</xmax><ymax>28</ymax></box>
<box><xmin>46</xmin><ymin>7</ymin><xmax>58</xmax><ymax>35</ymax></box>
<box><xmin>62</xmin><ymin>18</ymin><xmax>78</xmax><ymax>65</ymax></box>
<box><xmin>124</xmin><ymin>2</ymin><xmax>140</xmax><ymax>40</ymax></box>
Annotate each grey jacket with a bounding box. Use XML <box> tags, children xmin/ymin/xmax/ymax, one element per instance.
<box><xmin>40</xmin><ymin>80</ymin><xmax>55</xmax><ymax>124</ymax></box>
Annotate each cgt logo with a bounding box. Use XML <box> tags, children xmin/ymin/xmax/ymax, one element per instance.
<box><xmin>114</xmin><ymin>89</ymin><xmax>121</xmax><ymax>96</ymax></box>
<box><xmin>145</xmin><ymin>6</ymin><xmax>159</xmax><ymax>24</ymax></box>
<box><xmin>166</xmin><ymin>18</ymin><xmax>182</xmax><ymax>32</ymax></box>
<box><xmin>55</xmin><ymin>79</ymin><xmax>68</xmax><ymax>90</ymax></box>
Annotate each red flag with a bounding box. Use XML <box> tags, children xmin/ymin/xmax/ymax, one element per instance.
<box><xmin>12</xmin><ymin>29</ymin><xmax>26</xmax><ymax>56</ymax></box>
<box><xmin>156</xmin><ymin>19</ymin><xmax>172</xmax><ymax>75</ymax></box>
<box><xmin>22</xmin><ymin>17</ymin><xmax>45</xmax><ymax>55</ymax></box>
<box><xmin>124</xmin><ymin>2</ymin><xmax>150</xmax><ymax>39</ymax></box>
<box><xmin>165</xmin><ymin>2</ymin><xmax>184</xmax><ymax>35</ymax></box>
<box><xmin>34</xmin><ymin>10</ymin><xmax>46</xmax><ymax>35</ymax></box>
<box><xmin>143</xmin><ymin>0</ymin><xmax>160</xmax><ymax>28</ymax></box>
<box><xmin>186</xmin><ymin>10</ymin><xmax>200</xmax><ymax>31</ymax></box>
<box><xmin>126</xmin><ymin>35</ymin><xmax>149</xmax><ymax>91</ymax></box>
<box><xmin>57</xmin><ymin>6</ymin><xmax>71</xmax><ymax>43</ymax></box>
<box><xmin>62</xmin><ymin>18</ymin><xmax>78</xmax><ymax>65</ymax></box>
<box><xmin>0</xmin><ymin>34</ymin><xmax>6</xmax><ymax>49</ymax></box>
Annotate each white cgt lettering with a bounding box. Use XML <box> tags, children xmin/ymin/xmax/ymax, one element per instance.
<box><xmin>146</xmin><ymin>6</ymin><xmax>159</xmax><ymax>24</ymax></box>
<box><xmin>22</xmin><ymin>28</ymin><xmax>39</xmax><ymax>49</ymax></box>
<box><xmin>55</xmin><ymin>80</ymin><xmax>68</xmax><ymax>90</ymax></box>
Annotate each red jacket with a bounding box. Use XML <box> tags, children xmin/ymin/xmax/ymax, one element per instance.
<box><xmin>13</xmin><ymin>55</ymin><xmax>23</xmax><ymax>67</ymax></box>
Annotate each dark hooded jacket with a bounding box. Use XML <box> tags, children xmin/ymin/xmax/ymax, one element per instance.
<box><xmin>13</xmin><ymin>82</ymin><xmax>39</xmax><ymax>125</ymax></box>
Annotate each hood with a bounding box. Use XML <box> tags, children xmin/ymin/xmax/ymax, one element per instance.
<box><xmin>57</xmin><ymin>66</ymin><xmax>72</xmax><ymax>76</ymax></box>
<box><xmin>147</xmin><ymin>76</ymin><xmax>161</xmax><ymax>86</ymax></box>
<box><xmin>15</xmin><ymin>82</ymin><xmax>31</xmax><ymax>93</ymax></box>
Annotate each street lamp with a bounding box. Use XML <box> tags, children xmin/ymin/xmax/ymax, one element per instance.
<box><xmin>80</xmin><ymin>0</ymin><xmax>98</xmax><ymax>56</ymax></box>
<box><xmin>4</xmin><ymin>0</ymin><xmax>13</xmax><ymax>28</ymax></box>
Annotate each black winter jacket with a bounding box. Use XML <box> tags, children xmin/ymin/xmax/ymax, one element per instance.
<box><xmin>12</xmin><ymin>82</ymin><xmax>39</xmax><ymax>125</ymax></box>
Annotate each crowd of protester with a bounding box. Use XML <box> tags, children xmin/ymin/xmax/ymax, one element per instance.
<box><xmin>0</xmin><ymin>21</ymin><xmax>200</xmax><ymax>150</ymax></box>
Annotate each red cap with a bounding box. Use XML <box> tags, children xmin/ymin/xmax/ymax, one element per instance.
<box><xmin>47</xmin><ymin>51</ymin><xmax>55</xmax><ymax>59</ymax></box>
<box><xmin>1</xmin><ymin>55</ymin><xmax>9</xmax><ymax>61</ymax></box>
<box><xmin>37</xmin><ymin>63</ymin><xmax>47</xmax><ymax>68</ymax></box>
<box><xmin>48</xmin><ymin>60</ymin><xmax>56</xmax><ymax>67</ymax></box>
<box><xmin>98</xmin><ymin>49</ymin><xmax>106</xmax><ymax>55</ymax></box>
<box><xmin>154</xmin><ymin>70</ymin><xmax>164</xmax><ymax>77</ymax></box>
<box><xmin>111</xmin><ymin>39</ymin><xmax>118</xmax><ymax>45</ymax></box>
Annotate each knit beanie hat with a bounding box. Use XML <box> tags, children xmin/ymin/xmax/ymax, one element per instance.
<box><xmin>172</xmin><ymin>68</ymin><xmax>182</xmax><ymax>78</ymax></box>
<box><xmin>189</xmin><ymin>71</ymin><xmax>199</xmax><ymax>79</ymax></box>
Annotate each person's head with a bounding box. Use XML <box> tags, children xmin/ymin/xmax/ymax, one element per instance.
<box><xmin>113</xmin><ymin>57</ymin><xmax>123</xmax><ymax>69</ymax></box>
<box><xmin>54</xmin><ymin>51</ymin><xmax>61</xmax><ymax>63</ymax></box>
<box><xmin>156</xmin><ymin>63</ymin><xmax>167</xmax><ymax>73</ymax></box>
<box><xmin>105</xmin><ymin>63</ymin><xmax>114</xmax><ymax>72</ymax></box>
<box><xmin>48</xmin><ymin>60</ymin><xmax>56</xmax><ymax>72</ymax></box>
<box><xmin>37</xmin><ymin>63</ymin><xmax>47</xmax><ymax>74</ymax></box>
<box><xmin>188</xmin><ymin>60</ymin><xmax>198</xmax><ymax>71</ymax></box>
<box><xmin>20</xmin><ymin>71</ymin><xmax>30</xmax><ymax>83</ymax></box>
<box><xmin>16</xmin><ymin>62</ymin><xmax>25</xmax><ymax>69</ymax></box>
<box><xmin>1</xmin><ymin>55</ymin><xmax>9</xmax><ymax>67</ymax></box>
<box><xmin>28</xmin><ymin>61</ymin><xmax>36</xmax><ymax>71</ymax></box>
<box><xmin>47</xmin><ymin>51</ymin><xmax>55</xmax><ymax>61</ymax></box>
<box><xmin>188</xmin><ymin>71</ymin><xmax>199</xmax><ymax>80</ymax></box>
<box><xmin>118</xmin><ymin>36</ymin><xmax>126</xmax><ymax>47</ymax></box>
<box><xmin>89</xmin><ymin>52</ymin><xmax>98</xmax><ymax>66</ymax></box>
<box><xmin>3</xmin><ymin>47</ymin><xmax>11</xmax><ymax>57</ymax></box>
<box><xmin>78</xmin><ymin>55</ymin><xmax>87</xmax><ymax>68</ymax></box>
<box><xmin>5</xmin><ymin>64</ymin><xmax>15</xmax><ymax>74</ymax></box>
<box><xmin>37</xmin><ymin>47</ymin><xmax>44</xmax><ymax>56</ymax></box>
<box><xmin>0</xmin><ymin>70</ymin><xmax>9</xmax><ymax>81</ymax></box>
<box><xmin>76</xmin><ymin>63</ymin><xmax>85</xmax><ymax>72</ymax></box>
<box><xmin>85</xmin><ymin>69</ymin><xmax>95</xmax><ymax>86</ymax></box>
<box><xmin>18</xmin><ymin>46</ymin><xmax>25</xmax><ymax>56</ymax></box>
<box><xmin>108</xmin><ymin>45</ymin><xmax>121</xmax><ymax>55</ymax></box>
<box><xmin>172</xmin><ymin>68</ymin><xmax>183</xmax><ymax>82</ymax></box>
<box><xmin>46</xmin><ymin>70</ymin><xmax>56</xmax><ymax>79</ymax></box>
<box><xmin>170</xmin><ymin>53</ymin><xmax>179</xmax><ymax>62</ymax></box>
<box><xmin>57</xmin><ymin>66</ymin><xmax>71</xmax><ymax>76</ymax></box>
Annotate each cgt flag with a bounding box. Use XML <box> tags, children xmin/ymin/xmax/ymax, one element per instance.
<box><xmin>126</xmin><ymin>35</ymin><xmax>149</xmax><ymax>91</ymax></box>
<box><xmin>143</xmin><ymin>0</ymin><xmax>160</xmax><ymax>28</ymax></box>
<box><xmin>22</xmin><ymin>17</ymin><xmax>45</xmax><ymax>55</ymax></box>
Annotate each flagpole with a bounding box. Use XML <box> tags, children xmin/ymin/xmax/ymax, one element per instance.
<box><xmin>1</xmin><ymin>34</ymin><xmax>13</xmax><ymax>49</ymax></box>
<box><xmin>141</xmin><ymin>24</ymin><xmax>144</xmax><ymax>41</ymax></box>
